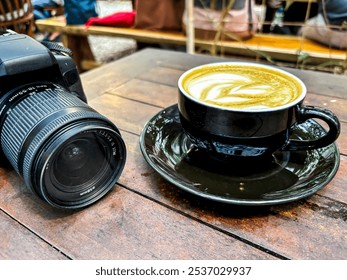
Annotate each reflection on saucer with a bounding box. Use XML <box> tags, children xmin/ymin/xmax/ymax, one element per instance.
<box><xmin>176</xmin><ymin>147</ymin><xmax>299</xmax><ymax>199</ymax></box>
<box><xmin>140</xmin><ymin>105</ymin><xmax>340</xmax><ymax>206</ymax></box>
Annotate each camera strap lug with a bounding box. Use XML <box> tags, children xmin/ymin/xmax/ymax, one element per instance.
<box><xmin>40</xmin><ymin>41</ymin><xmax>73</xmax><ymax>57</ymax></box>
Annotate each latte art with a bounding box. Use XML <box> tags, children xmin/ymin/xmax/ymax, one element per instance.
<box><xmin>182</xmin><ymin>65</ymin><xmax>303</xmax><ymax>110</ymax></box>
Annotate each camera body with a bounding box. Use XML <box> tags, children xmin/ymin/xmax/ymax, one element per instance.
<box><xmin>0</xmin><ymin>30</ymin><xmax>86</xmax><ymax>102</ymax></box>
<box><xmin>0</xmin><ymin>30</ymin><xmax>126</xmax><ymax>209</ymax></box>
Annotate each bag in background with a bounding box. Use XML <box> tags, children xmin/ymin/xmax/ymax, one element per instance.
<box><xmin>301</xmin><ymin>13</ymin><xmax>347</xmax><ymax>49</ymax></box>
<box><xmin>300</xmin><ymin>0</ymin><xmax>347</xmax><ymax>49</ymax></box>
<box><xmin>65</xmin><ymin>0</ymin><xmax>98</xmax><ymax>25</ymax></box>
<box><xmin>183</xmin><ymin>0</ymin><xmax>259</xmax><ymax>40</ymax></box>
<box><xmin>134</xmin><ymin>0</ymin><xmax>185</xmax><ymax>31</ymax></box>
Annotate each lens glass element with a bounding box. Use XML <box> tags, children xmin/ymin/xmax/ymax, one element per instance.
<box><xmin>54</xmin><ymin>135</ymin><xmax>106</xmax><ymax>187</ymax></box>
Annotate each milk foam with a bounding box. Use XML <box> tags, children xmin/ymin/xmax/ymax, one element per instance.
<box><xmin>182</xmin><ymin>65</ymin><xmax>302</xmax><ymax>109</ymax></box>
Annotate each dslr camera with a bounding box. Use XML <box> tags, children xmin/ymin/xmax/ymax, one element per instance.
<box><xmin>0</xmin><ymin>30</ymin><xmax>126</xmax><ymax>209</ymax></box>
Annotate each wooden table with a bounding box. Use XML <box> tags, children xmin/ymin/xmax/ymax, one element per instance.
<box><xmin>0</xmin><ymin>49</ymin><xmax>346</xmax><ymax>260</ymax></box>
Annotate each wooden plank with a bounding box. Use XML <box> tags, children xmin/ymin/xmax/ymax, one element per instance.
<box><xmin>0</xmin><ymin>166</ymin><xmax>274</xmax><ymax>259</ymax></box>
<box><xmin>82</xmin><ymin>49</ymin><xmax>347</xmax><ymax>98</ymax></box>
<box><xmin>0</xmin><ymin>211</ymin><xmax>68</xmax><ymax>260</ymax></box>
<box><xmin>82</xmin><ymin>49</ymin><xmax>167</xmax><ymax>101</ymax></box>
<box><xmin>304</xmin><ymin>94</ymin><xmax>347</xmax><ymax>122</ymax></box>
<box><xmin>239</xmin><ymin>34</ymin><xmax>346</xmax><ymax>58</ymax></box>
<box><xmin>107</xmin><ymin>78</ymin><xmax>178</xmax><ymax>108</ymax></box>
<box><xmin>35</xmin><ymin>17</ymin><xmax>186</xmax><ymax>45</ymax></box>
<box><xmin>338</xmin><ymin>123</ymin><xmax>347</xmax><ymax>156</ymax></box>
<box><xmin>194</xmin><ymin>34</ymin><xmax>346</xmax><ymax>63</ymax></box>
<box><xmin>89</xmin><ymin>94</ymin><xmax>161</xmax><ymax>135</ymax></box>
<box><xmin>287</xmin><ymin>68</ymin><xmax>347</xmax><ymax>98</ymax></box>
<box><xmin>136</xmin><ymin>67</ymin><xmax>183</xmax><ymax>87</ymax></box>
<box><xmin>318</xmin><ymin>155</ymin><xmax>347</xmax><ymax>202</ymax></box>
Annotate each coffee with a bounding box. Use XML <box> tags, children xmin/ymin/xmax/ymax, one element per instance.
<box><xmin>181</xmin><ymin>64</ymin><xmax>303</xmax><ymax>110</ymax></box>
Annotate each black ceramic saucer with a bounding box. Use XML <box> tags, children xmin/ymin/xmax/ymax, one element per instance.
<box><xmin>139</xmin><ymin>105</ymin><xmax>340</xmax><ymax>206</ymax></box>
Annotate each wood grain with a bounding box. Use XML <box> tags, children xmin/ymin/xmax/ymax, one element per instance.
<box><xmin>0</xmin><ymin>212</ymin><xmax>68</xmax><ymax>260</ymax></box>
<box><xmin>0</xmin><ymin>168</ymin><xmax>274</xmax><ymax>259</ymax></box>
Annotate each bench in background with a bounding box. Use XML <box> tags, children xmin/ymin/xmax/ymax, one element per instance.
<box><xmin>35</xmin><ymin>16</ymin><xmax>347</xmax><ymax>72</ymax></box>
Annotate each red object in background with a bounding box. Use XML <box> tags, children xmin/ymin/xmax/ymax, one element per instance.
<box><xmin>85</xmin><ymin>11</ymin><xmax>136</xmax><ymax>28</ymax></box>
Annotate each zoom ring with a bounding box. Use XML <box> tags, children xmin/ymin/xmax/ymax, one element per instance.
<box><xmin>1</xmin><ymin>86</ymin><xmax>85</xmax><ymax>171</ymax></box>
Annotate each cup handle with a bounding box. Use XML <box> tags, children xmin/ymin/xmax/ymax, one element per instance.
<box><xmin>284</xmin><ymin>105</ymin><xmax>340</xmax><ymax>151</ymax></box>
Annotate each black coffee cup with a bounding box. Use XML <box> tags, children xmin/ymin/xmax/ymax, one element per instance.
<box><xmin>178</xmin><ymin>62</ymin><xmax>340</xmax><ymax>161</ymax></box>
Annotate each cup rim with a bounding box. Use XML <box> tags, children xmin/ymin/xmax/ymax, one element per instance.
<box><xmin>178</xmin><ymin>62</ymin><xmax>307</xmax><ymax>113</ymax></box>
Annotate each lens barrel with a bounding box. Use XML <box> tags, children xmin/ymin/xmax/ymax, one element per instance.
<box><xmin>0</xmin><ymin>83</ymin><xmax>126</xmax><ymax>209</ymax></box>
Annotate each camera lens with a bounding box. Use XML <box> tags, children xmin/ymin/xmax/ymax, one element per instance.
<box><xmin>54</xmin><ymin>137</ymin><xmax>106</xmax><ymax>187</ymax></box>
<box><xmin>0</xmin><ymin>83</ymin><xmax>126</xmax><ymax>209</ymax></box>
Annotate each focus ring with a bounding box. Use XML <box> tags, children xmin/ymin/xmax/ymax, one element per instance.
<box><xmin>1</xmin><ymin>87</ymin><xmax>86</xmax><ymax>171</ymax></box>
